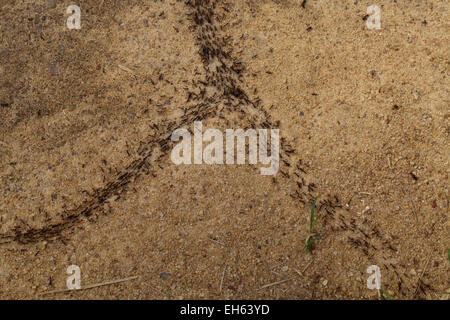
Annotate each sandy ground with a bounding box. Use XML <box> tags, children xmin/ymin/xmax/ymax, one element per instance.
<box><xmin>0</xmin><ymin>0</ymin><xmax>448</xmax><ymax>299</ymax></box>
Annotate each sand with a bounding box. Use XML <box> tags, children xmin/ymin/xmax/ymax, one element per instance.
<box><xmin>0</xmin><ymin>0</ymin><xmax>448</xmax><ymax>299</ymax></box>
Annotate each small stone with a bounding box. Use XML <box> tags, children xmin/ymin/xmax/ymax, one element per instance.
<box><xmin>159</xmin><ymin>272</ymin><xmax>170</xmax><ymax>280</ymax></box>
<box><xmin>50</xmin><ymin>64</ymin><xmax>58</xmax><ymax>75</ymax></box>
<box><xmin>431</xmin><ymin>200</ymin><xmax>437</xmax><ymax>208</ymax></box>
<box><xmin>281</xmin><ymin>266</ymin><xmax>289</xmax><ymax>272</ymax></box>
<box><xmin>322</xmin><ymin>279</ymin><xmax>328</xmax><ymax>286</ymax></box>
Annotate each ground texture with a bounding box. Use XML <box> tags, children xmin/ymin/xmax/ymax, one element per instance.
<box><xmin>0</xmin><ymin>0</ymin><xmax>448</xmax><ymax>299</ymax></box>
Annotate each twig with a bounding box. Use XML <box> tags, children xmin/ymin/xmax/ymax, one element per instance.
<box><xmin>293</xmin><ymin>259</ymin><xmax>314</xmax><ymax>277</ymax></box>
<box><xmin>301</xmin><ymin>260</ymin><xmax>314</xmax><ymax>274</ymax></box>
<box><xmin>413</xmin><ymin>255</ymin><xmax>431</xmax><ymax>298</ymax></box>
<box><xmin>118</xmin><ymin>64</ymin><xmax>137</xmax><ymax>78</ymax></box>
<box><xmin>257</xmin><ymin>278</ymin><xmax>291</xmax><ymax>291</ymax></box>
<box><xmin>408</xmin><ymin>197</ymin><xmax>420</xmax><ymax>225</ymax></box>
<box><xmin>219</xmin><ymin>266</ymin><xmax>226</xmax><ymax>293</ymax></box>
<box><xmin>271</xmin><ymin>270</ymin><xmax>283</xmax><ymax>277</ymax></box>
<box><xmin>40</xmin><ymin>276</ymin><xmax>139</xmax><ymax>296</ymax></box>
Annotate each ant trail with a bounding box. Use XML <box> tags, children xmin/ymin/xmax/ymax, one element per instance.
<box><xmin>0</xmin><ymin>0</ymin><xmax>417</xmax><ymax>298</ymax></box>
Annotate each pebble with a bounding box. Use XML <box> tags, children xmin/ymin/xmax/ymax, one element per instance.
<box><xmin>159</xmin><ymin>272</ymin><xmax>171</xmax><ymax>280</ymax></box>
<box><xmin>50</xmin><ymin>64</ymin><xmax>58</xmax><ymax>75</ymax></box>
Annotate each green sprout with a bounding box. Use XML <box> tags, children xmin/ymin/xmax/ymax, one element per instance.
<box><xmin>303</xmin><ymin>195</ymin><xmax>320</xmax><ymax>254</ymax></box>
<box><xmin>380</xmin><ymin>287</ymin><xmax>394</xmax><ymax>300</ymax></box>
